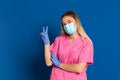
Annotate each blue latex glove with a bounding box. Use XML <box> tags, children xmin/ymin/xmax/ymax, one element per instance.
<box><xmin>40</xmin><ymin>27</ymin><xmax>50</xmax><ymax>45</ymax></box>
<box><xmin>51</xmin><ymin>53</ymin><xmax>61</xmax><ymax>67</ymax></box>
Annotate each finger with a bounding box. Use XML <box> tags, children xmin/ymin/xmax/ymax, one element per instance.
<box><xmin>50</xmin><ymin>57</ymin><xmax>54</xmax><ymax>62</ymax></box>
<box><xmin>46</xmin><ymin>26</ymin><xmax>48</xmax><ymax>33</ymax></box>
<box><xmin>42</xmin><ymin>27</ymin><xmax>45</xmax><ymax>32</ymax></box>
<box><xmin>40</xmin><ymin>33</ymin><xmax>45</xmax><ymax>39</ymax></box>
<box><xmin>52</xmin><ymin>53</ymin><xmax>56</xmax><ymax>58</ymax></box>
<box><xmin>51</xmin><ymin>54</ymin><xmax>53</xmax><ymax>58</ymax></box>
<box><xmin>51</xmin><ymin>53</ymin><xmax>55</xmax><ymax>58</ymax></box>
<box><xmin>40</xmin><ymin>32</ymin><xmax>44</xmax><ymax>36</ymax></box>
<box><xmin>51</xmin><ymin>53</ymin><xmax>54</xmax><ymax>58</ymax></box>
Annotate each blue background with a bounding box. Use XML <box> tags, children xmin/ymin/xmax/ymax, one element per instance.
<box><xmin>0</xmin><ymin>0</ymin><xmax>120</xmax><ymax>80</ymax></box>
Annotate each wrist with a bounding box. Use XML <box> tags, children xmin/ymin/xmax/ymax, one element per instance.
<box><xmin>59</xmin><ymin>62</ymin><xmax>62</xmax><ymax>68</ymax></box>
<box><xmin>45</xmin><ymin>43</ymin><xmax>50</xmax><ymax>47</ymax></box>
<box><xmin>44</xmin><ymin>41</ymin><xmax>50</xmax><ymax>45</ymax></box>
<box><xmin>44</xmin><ymin>43</ymin><xmax>50</xmax><ymax>45</ymax></box>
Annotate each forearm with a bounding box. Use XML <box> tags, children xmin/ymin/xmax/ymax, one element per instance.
<box><xmin>60</xmin><ymin>62</ymin><xmax>87</xmax><ymax>73</ymax></box>
<box><xmin>44</xmin><ymin>44</ymin><xmax>53</xmax><ymax>66</ymax></box>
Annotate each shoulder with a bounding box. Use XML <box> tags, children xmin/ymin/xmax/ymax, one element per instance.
<box><xmin>51</xmin><ymin>35</ymin><xmax>67</xmax><ymax>45</ymax></box>
<box><xmin>54</xmin><ymin>35</ymin><xmax>68</xmax><ymax>41</ymax></box>
<box><xmin>83</xmin><ymin>38</ymin><xmax>93</xmax><ymax>47</ymax></box>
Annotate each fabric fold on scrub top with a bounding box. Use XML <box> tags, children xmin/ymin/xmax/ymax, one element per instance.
<box><xmin>50</xmin><ymin>35</ymin><xmax>93</xmax><ymax>80</ymax></box>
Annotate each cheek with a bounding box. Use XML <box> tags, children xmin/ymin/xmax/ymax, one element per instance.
<box><xmin>73</xmin><ymin>22</ymin><xmax>77</xmax><ymax>27</ymax></box>
<box><xmin>72</xmin><ymin>20</ymin><xmax>77</xmax><ymax>26</ymax></box>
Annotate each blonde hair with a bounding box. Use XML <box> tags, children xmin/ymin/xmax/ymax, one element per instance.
<box><xmin>61</xmin><ymin>10</ymin><xmax>93</xmax><ymax>44</ymax></box>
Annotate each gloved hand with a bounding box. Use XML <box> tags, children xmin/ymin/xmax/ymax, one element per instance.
<box><xmin>51</xmin><ymin>53</ymin><xmax>61</xmax><ymax>67</ymax></box>
<box><xmin>40</xmin><ymin>27</ymin><xmax>50</xmax><ymax>45</ymax></box>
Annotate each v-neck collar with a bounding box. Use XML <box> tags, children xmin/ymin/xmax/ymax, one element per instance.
<box><xmin>66</xmin><ymin>35</ymin><xmax>81</xmax><ymax>44</ymax></box>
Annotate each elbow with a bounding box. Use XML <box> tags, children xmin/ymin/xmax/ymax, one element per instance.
<box><xmin>77</xmin><ymin>69</ymin><xmax>84</xmax><ymax>73</ymax></box>
<box><xmin>76</xmin><ymin>62</ymin><xmax>87</xmax><ymax>73</ymax></box>
<box><xmin>76</xmin><ymin>67</ymin><xmax>84</xmax><ymax>73</ymax></box>
<box><xmin>46</xmin><ymin>63</ymin><xmax>52</xmax><ymax>67</ymax></box>
<box><xmin>45</xmin><ymin>60</ymin><xmax>53</xmax><ymax>66</ymax></box>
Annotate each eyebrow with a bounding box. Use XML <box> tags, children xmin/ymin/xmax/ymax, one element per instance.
<box><xmin>67</xmin><ymin>20</ymin><xmax>71</xmax><ymax>22</ymax></box>
<box><xmin>62</xmin><ymin>20</ymin><xmax>72</xmax><ymax>23</ymax></box>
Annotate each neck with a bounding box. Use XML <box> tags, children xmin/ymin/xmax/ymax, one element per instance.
<box><xmin>68</xmin><ymin>32</ymin><xmax>79</xmax><ymax>40</ymax></box>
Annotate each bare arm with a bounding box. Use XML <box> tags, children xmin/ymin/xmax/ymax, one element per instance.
<box><xmin>60</xmin><ymin>62</ymin><xmax>87</xmax><ymax>73</ymax></box>
<box><xmin>44</xmin><ymin>44</ymin><xmax>53</xmax><ymax>66</ymax></box>
<box><xmin>51</xmin><ymin>53</ymin><xmax>87</xmax><ymax>73</ymax></box>
<box><xmin>40</xmin><ymin>27</ymin><xmax>53</xmax><ymax>66</ymax></box>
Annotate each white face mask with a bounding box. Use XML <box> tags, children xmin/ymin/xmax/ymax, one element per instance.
<box><xmin>63</xmin><ymin>22</ymin><xmax>77</xmax><ymax>35</ymax></box>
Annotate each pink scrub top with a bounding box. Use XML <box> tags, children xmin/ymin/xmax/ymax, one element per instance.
<box><xmin>50</xmin><ymin>35</ymin><xmax>94</xmax><ymax>80</ymax></box>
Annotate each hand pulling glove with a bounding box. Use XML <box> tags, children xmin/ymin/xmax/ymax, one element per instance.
<box><xmin>51</xmin><ymin>53</ymin><xmax>61</xmax><ymax>67</ymax></box>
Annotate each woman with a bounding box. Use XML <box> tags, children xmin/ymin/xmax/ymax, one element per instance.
<box><xmin>40</xmin><ymin>10</ymin><xmax>94</xmax><ymax>80</ymax></box>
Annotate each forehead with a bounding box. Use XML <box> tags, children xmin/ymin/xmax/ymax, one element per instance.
<box><xmin>62</xmin><ymin>16</ymin><xmax>75</xmax><ymax>22</ymax></box>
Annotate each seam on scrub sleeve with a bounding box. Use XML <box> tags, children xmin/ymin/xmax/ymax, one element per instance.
<box><xmin>50</xmin><ymin>36</ymin><xmax>60</xmax><ymax>56</ymax></box>
<box><xmin>78</xmin><ymin>38</ymin><xmax>94</xmax><ymax>65</ymax></box>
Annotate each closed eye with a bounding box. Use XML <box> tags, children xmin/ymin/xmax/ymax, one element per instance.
<box><xmin>68</xmin><ymin>20</ymin><xmax>72</xmax><ymax>24</ymax></box>
<box><xmin>62</xmin><ymin>20</ymin><xmax>72</xmax><ymax>26</ymax></box>
<box><xmin>62</xmin><ymin>23</ymin><xmax>66</xmax><ymax>26</ymax></box>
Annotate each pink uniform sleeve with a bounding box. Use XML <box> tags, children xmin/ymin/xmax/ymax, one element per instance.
<box><xmin>78</xmin><ymin>39</ymin><xmax>94</xmax><ymax>65</ymax></box>
<box><xmin>50</xmin><ymin>37</ymin><xmax>60</xmax><ymax>55</ymax></box>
